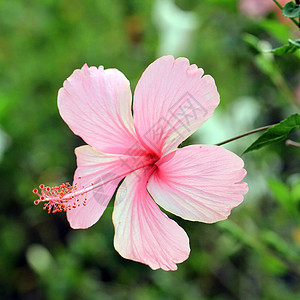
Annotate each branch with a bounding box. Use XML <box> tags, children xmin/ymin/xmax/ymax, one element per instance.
<box><xmin>215</xmin><ymin>125</ymin><xmax>274</xmax><ymax>146</ymax></box>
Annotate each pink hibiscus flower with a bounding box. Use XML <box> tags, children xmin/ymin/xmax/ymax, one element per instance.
<box><xmin>34</xmin><ymin>56</ymin><xmax>248</xmax><ymax>270</ymax></box>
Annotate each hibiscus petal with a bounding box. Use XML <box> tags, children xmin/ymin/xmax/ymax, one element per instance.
<box><xmin>147</xmin><ymin>145</ymin><xmax>248</xmax><ymax>223</ymax></box>
<box><xmin>112</xmin><ymin>167</ymin><xmax>190</xmax><ymax>271</ymax></box>
<box><xmin>67</xmin><ymin>145</ymin><xmax>153</xmax><ymax>229</ymax></box>
<box><xmin>58</xmin><ymin>64</ymin><xmax>145</xmax><ymax>155</ymax></box>
<box><xmin>133</xmin><ymin>56</ymin><xmax>220</xmax><ymax>155</ymax></box>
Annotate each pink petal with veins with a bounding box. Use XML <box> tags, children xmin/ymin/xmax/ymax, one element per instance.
<box><xmin>67</xmin><ymin>145</ymin><xmax>155</xmax><ymax>229</ymax></box>
<box><xmin>133</xmin><ymin>56</ymin><xmax>220</xmax><ymax>156</ymax></box>
<box><xmin>148</xmin><ymin>145</ymin><xmax>248</xmax><ymax>223</ymax></box>
<box><xmin>113</xmin><ymin>167</ymin><xmax>190</xmax><ymax>271</ymax></box>
<box><xmin>58</xmin><ymin>64</ymin><xmax>146</xmax><ymax>155</ymax></box>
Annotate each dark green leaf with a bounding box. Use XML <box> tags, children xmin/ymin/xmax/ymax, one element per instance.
<box><xmin>243</xmin><ymin>113</ymin><xmax>300</xmax><ymax>154</ymax></box>
<box><xmin>282</xmin><ymin>1</ymin><xmax>300</xmax><ymax>18</ymax></box>
<box><xmin>267</xmin><ymin>39</ymin><xmax>300</xmax><ymax>55</ymax></box>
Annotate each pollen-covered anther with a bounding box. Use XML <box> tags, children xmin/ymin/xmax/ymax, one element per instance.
<box><xmin>33</xmin><ymin>179</ymin><xmax>99</xmax><ymax>213</ymax></box>
<box><xmin>33</xmin><ymin>182</ymin><xmax>75</xmax><ymax>214</ymax></box>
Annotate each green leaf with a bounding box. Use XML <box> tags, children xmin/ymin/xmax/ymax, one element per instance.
<box><xmin>268</xmin><ymin>178</ymin><xmax>293</xmax><ymax>213</ymax></box>
<box><xmin>261</xmin><ymin>230</ymin><xmax>300</xmax><ymax>262</ymax></box>
<box><xmin>282</xmin><ymin>1</ymin><xmax>300</xmax><ymax>18</ymax></box>
<box><xmin>259</xmin><ymin>19</ymin><xmax>291</xmax><ymax>43</ymax></box>
<box><xmin>267</xmin><ymin>39</ymin><xmax>300</xmax><ymax>55</ymax></box>
<box><xmin>291</xmin><ymin>181</ymin><xmax>300</xmax><ymax>203</ymax></box>
<box><xmin>243</xmin><ymin>113</ymin><xmax>300</xmax><ymax>154</ymax></box>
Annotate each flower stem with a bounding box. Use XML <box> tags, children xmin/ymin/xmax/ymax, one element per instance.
<box><xmin>272</xmin><ymin>0</ymin><xmax>300</xmax><ymax>28</ymax></box>
<box><xmin>286</xmin><ymin>139</ymin><xmax>300</xmax><ymax>147</ymax></box>
<box><xmin>215</xmin><ymin>125</ymin><xmax>274</xmax><ymax>146</ymax></box>
<box><xmin>273</xmin><ymin>0</ymin><xmax>283</xmax><ymax>9</ymax></box>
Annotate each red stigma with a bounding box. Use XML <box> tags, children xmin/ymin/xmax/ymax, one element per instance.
<box><xmin>33</xmin><ymin>182</ymin><xmax>75</xmax><ymax>213</ymax></box>
<box><xmin>33</xmin><ymin>178</ymin><xmax>98</xmax><ymax>214</ymax></box>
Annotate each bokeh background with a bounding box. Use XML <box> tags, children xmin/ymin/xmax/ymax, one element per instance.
<box><xmin>0</xmin><ymin>0</ymin><xmax>300</xmax><ymax>299</ymax></box>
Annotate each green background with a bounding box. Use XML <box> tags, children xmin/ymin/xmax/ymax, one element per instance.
<box><xmin>0</xmin><ymin>0</ymin><xmax>299</xmax><ymax>299</ymax></box>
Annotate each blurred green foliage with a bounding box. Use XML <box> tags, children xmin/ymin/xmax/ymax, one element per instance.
<box><xmin>0</xmin><ymin>0</ymin><xmax>299</xmax><ymax>299</ymax></box>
